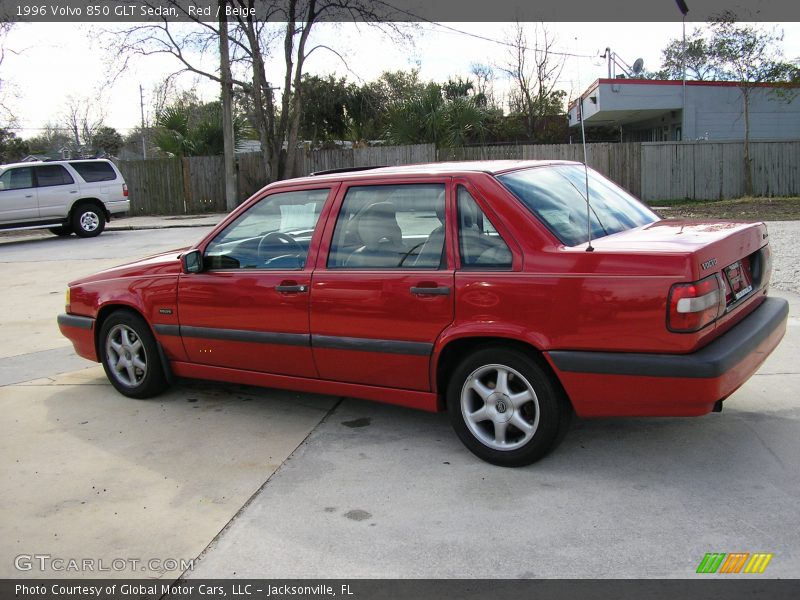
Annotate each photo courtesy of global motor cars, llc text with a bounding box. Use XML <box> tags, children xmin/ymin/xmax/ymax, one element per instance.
<box><xmin>14</xmin><ymin>583</ymin><xmax>358</xmax><ymax>597</ymax></box>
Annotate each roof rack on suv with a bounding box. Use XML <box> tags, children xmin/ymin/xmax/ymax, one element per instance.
<box><xmin>310</xmin><ymin>165</ymin><xmax>388</xmax><ymax>177</ymax></box>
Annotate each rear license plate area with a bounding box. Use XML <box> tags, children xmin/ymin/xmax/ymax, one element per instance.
<box><xmin>724</xmin><ymin>259</ymin><xmax>753</xmax><ymax>304</ymax></box>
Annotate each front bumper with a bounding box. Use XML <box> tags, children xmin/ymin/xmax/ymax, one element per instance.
<box><xmin>57</xmin><ymin>313</ymin><xmax>98</xmax><ymax>362</ymax></box>
<box><xmin>546</xmin><ymin>297</ymin><xmax>789</xmax><ymax>417</ymax></box>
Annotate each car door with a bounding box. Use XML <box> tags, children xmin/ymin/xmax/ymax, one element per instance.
<box><xmin>0</xmin><ymin>167</ymin><xmax>38</xmax><ymax>224</ymax></box>
<box><xmin>310</xmin><ymin>180</ymin><xmax>455</xmax><ymax>392</ymax></box>
<box><xmin>33</xmin><ymin>164</ymin><xmax>79</xmax><ymax>219</ymax></box>
<box><xmin>176</xmin><ymin>185</ymin><xmax>335</xmax><ymax>377</ymax></box>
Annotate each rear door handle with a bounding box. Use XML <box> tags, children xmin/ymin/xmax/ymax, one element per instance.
<box><xmin>410</xmin><ymin>286</ymin><xmax>450</xmax><ymax>296</ymax></box>
<box><xmin>275</xmin><ymin>283</ymin><xmax>307</xmax><ymax>293</ymax></box>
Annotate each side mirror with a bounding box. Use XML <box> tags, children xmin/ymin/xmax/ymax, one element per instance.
<box><xmin>181</xmin><ymin>249</ymin><xmax>203</xmax><ymax>274</ymax></box>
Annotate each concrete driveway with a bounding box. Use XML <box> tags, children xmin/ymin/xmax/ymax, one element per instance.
<box><xmin>1</xmin><ymin>223</ymin><xmax>798</xmax><ymax>579</ymax></box>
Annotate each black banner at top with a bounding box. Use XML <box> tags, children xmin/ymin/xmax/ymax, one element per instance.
<box><xmin>1</xmin><ymin>0</ymin><xmax>799</xmax><ymax>23</ymax></box>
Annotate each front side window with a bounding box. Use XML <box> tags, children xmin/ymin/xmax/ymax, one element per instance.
<box><xmin>0</xmin><ymin>167</ymin><xmax>34</xmax><ymax>191</ymax></box>
<box><xmin>328</xmin><ymin>183</ymin><xmax>446</xmax><ymax>269</ymax></box>
<box><xmin>498</xmin><ymin>165</ymin><xmax>658</xmax><ymax>247</ymax></box>
<box><xmin>204</xmin><ymin>189</ymin><xmax>328</xmax><ymax>270</ymax></box>
<box><xmin>34</xmin><ymin>165</ymin><xmax>74</xmax><ymax>187</ymax></box>
<box><xmin>457</xmin><ymin>186</ymin><xmax>512</xmax><ymax>270</ymax></box>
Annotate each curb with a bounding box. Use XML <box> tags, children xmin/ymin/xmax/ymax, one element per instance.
<box><xmin>106</xmin><ymin>223</ymin><xmax>220</xmax><ymax>231</ymax></box>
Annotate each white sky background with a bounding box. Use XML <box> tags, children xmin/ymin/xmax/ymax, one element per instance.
<box><xmin>3</xmin><ymin>20</ymin><xmax>800</xmax><ymax>138</ymax></box>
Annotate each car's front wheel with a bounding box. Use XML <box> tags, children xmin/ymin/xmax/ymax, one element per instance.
<box><xmin>99</xmin><ymin>311</ymin><xmax>168</xmax><ymax>399</ymax></box>
<box><xmin>447</xmin><ymin>347</ymin><xmax>571</xmax><ymax>467</ymax></box>
<box><xmin>72</xmin><ymin>204</ymin><xmax>106</xmax><ymax>238</ymax></box>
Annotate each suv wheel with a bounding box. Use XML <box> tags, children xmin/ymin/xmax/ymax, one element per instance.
<box><xmin>49</xmin><ymin>226</ymin><xmax>73</xmax><ymax>237</ymax></box>
<box><xmin>99</xmin><ymin>311</ymin><xmax>168</xmax><ymax>399</ymax></box>
<box><xmin>447</xmin><ymin>347</ymin><xmax>571</xmax><ymax>467</ymax></box>
<box><xmin>72</xmin><ymin>204</ymin><xmax>105</xmax><ymax>238</ymax></box>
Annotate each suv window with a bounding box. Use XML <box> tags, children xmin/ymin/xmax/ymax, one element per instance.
<box><xmin>34</xmin><ymin>165</ymin><xmax>74</xmax><ymax>187</ymax></box>
<box><xmin>69</xmin><ymin>161</ymin><xmax>117</xmax><ymax>182</ymax></box>
<box><xmin>0</xmin><ymin>167</ymin><xmax>34</xmax><ymax>190</ymax></box>
<box><xmin>204</xmin><ymin>189</ymin><xmax>328</xmax><ymax>270</ymax></box>
<box><xmin>457</xmin><ymin>186</ymin><xmax>512</xmax><ymax>270</ymax></box>
<box><xmin>328</xmin><ymin>183</ymin><xmax>446</xmax><ymax>269</ymax></box>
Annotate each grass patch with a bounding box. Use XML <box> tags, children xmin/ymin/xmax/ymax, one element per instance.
<box><xmin>647</xmin><ymin>197</ymin><xmax>800</xmax><ymax>221</ymax></box>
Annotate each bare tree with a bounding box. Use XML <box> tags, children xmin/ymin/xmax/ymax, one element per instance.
<box><xmin>62</xmin><ymin>95</ymin><xmax>107</xmax><ymax>156</ymax></box>
<box><xmin>499</xmin><ymin>23</ymin><xmax>566</xmax><ymax>141</ymax></box>
<box><xmin>469</xmin><ymin>63</ymin><xmax>497</xmax><ymax>108</ymax></box>
<box><xmin>107</xmin><ymin>1</ymin><xmax>411</xmax><ymax>183</ymax></box>
<box><xmin>0</xmin><ymin>21</ymin><xmax>18</xmax><ymax>125</ymax></box>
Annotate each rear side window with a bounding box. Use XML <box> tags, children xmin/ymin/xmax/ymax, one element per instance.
<box><xmin>69</xmin><ymin>161</ymin><xmax>117</xmax><ymax>183</ymax></box>
<box><xmin>34</xmin><ymin>165</ymin><xmax>74</xmax><ymax>187</ymax></box>
<box><xmin>457</xmin><ymin>186</ymin><xmax>512</xmax><ymax>270</ymax></box>
<box><xmin>0</xmin><ymin>167</ymin><xmax>34</xmax><ymax>190</ymax></box>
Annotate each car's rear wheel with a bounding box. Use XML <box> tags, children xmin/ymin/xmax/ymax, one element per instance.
<box><xmin>49</xmin><ymin>225</ymin><xmax>73</xmax><ymax>237</ymax></box>
<box><xmin>447</xmin><ymin>347</ymin><xmax>571</xmax><ymax>467</ymax></box>
<box><xmin>99</xmin><ymin>311</ymin><xmax>167</xmax><ymax>399</ymax></box>
<box><xmin>72</xmin><ymin>204</ymin><xmax>105</xmax><ymax>238</ymax></box>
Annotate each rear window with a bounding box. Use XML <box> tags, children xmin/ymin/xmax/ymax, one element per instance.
<box><xmin>498</xmin><ymin>165</ymin><xmax>657</xmax><ymax>246</ymax></box>
<box><xmin>69</xmin><ymin>161</ymin><xmax>118</xmax><ymax>183</ymax></box>
<box><xmin>34</xmin><ymin>164</ymin><xmax>74</xmax><ymax>187</ymax></box>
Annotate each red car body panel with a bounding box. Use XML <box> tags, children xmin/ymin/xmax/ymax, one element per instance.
<box><xmin>58</xmin><ymin>161</ymin><xmax>788</xmax><ymax>419</ymax></box>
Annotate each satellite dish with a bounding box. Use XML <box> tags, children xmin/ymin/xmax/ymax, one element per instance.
<box><xmin>632</xmin><ymin>58</ymin><xmax>644</xmax><ymax>75</ymax></box>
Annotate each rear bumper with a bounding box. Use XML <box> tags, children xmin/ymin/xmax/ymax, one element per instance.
<box><xmin>546</xmin><ymin>297</ymin><xmax>789</xmax><ymax>417</ymax></box>
<box><xmin>105</xmin><ymin>199</ymin><xmax>130</xmax><ymax>216</ymax></box>
<box><xmin>57</xmin><ymin>313</ymin><xmax>98</xmax><ymax>362</ymax></box>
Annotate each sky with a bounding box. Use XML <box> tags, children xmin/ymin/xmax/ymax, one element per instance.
<box><xmin>2</xmin><ymin>20</ymin><xmax>800</xmax><ymax>139</ymax></box>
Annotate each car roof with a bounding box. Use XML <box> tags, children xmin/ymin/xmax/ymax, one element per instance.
<box><xmin>0</xmin><ymin>158</ymin><xmax>112</xmax><ymax>170</ymax></box>
<box><xmin>278</xmin><ymin>159</ymin><xmax>583</xmax><ymax>186</ymax></box>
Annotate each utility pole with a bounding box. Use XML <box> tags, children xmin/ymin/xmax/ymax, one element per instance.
<box><xmin>219</xmin><ymin>0</ymin><xmax>238</xmax><ymax>211</ymax></box>
<box><xmin>676</xmin><ymin>0</ymin><xmax>689</xmax><ymax>140</ymax></box>
<box><xmin>139</xmin><ymin>84</ymin><xmax>147</xmax><ymax>159</ymax></box>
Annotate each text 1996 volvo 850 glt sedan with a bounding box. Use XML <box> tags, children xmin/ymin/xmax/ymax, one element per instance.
<box><xmin>58</xmin><ymin>161</ymin><xmax>788</xmax><ymax>466</ymax></box>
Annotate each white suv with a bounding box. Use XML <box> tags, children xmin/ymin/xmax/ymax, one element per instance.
<box><xmin>0</xmin><ymin>159</ymin><xmax>129</xmax><ymax>237</ymax></box>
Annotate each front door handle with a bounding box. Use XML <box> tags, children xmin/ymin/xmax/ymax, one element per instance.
<box><xmin>410</xmin><ymin>285</ymin><xmax>451</xmax><ymax>296</ymax></box>
<box><xmin>275</xmin><ymin>283</ymin><xmax>307</xmax><ymax>293</ymax></box>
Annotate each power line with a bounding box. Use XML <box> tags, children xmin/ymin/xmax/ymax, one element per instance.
<box><xmin>372</xmin><ymin>1</ymin><xmax>598</xmax><ymax>58</ymax></box>
<box><xmin>422</xmin><ymin>22</ymin><xmax>599</xmax><ymax>59</ymax></box>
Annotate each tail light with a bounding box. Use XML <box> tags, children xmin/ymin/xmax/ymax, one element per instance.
<box><xmin>122</xmin><ymin>183</ymin><xmax>129</xmax><ymax>197</ymax></box>
<box><xmin>667</xmin><ymin>274</ymin><xmax>725</xmax><ymax>332</ymax></box>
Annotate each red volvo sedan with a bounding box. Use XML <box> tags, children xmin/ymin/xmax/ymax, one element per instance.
<box><xmin>58</xmin><ymin>161</ymin><xmax>788</xmax><ymax>466</ymax></box>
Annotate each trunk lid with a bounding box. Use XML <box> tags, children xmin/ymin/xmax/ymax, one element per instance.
<box><xmin>590</xmin><ymin>219</ymin><xmax>770</xmax><ymax>293</ymax></box>
<box><xmin>589</xmin><ymin>219</ymin><xmax>772</xmax><ymax>334</ymax></box>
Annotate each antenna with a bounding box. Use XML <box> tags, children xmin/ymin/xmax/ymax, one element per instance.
<box><xmin>578</xmin><ymin>96</ymin><xmax>594</xmax><ymax>252</ymax></box>
<box><xmin>631</xmin><ymin>58</ymin><xmax>645</xmax><ymax>76</ymax></box>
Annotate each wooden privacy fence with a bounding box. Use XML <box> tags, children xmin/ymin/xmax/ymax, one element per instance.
<box><xmin>117</xmin><ymin>140</ymin><xmax>799</xmax><ymax>215</ymax></box>
<box><xmin>640</xmin><ymin>140</ymin><xmax>800</xmax><ymax>202</ymax></box>
<box><xmin>293</xmin><ymin>143</ymin><xmax>435</xmax><ymax>175</ymax></box>
<box><xmin>438</xmin><ymin>142</ymin><xmax>642</xmax><ymax>198</ymax></box>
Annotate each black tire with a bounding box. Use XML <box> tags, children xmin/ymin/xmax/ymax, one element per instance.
<box><xmin>72</xmin><ymin>203</ymin><xmax>106</xmax><ymax>238</ymax></box>
<box><xmin>447</xmin><ymin>347</ymin><xmax>571</xmax><ymax>467</ymax></box>
<box><xmin>99</xmin><ymin>311</ymin><xmax>168</xmax><ymax>399</ymax></box>
<box><xmin>48</xmin><ymin>226</ymin><xmax>73</xmax><ymax>237</ymax></box>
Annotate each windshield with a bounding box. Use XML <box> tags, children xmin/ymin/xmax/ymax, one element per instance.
<box><xmin>498</xmin><ymin>165</ymin><xmax>658</xmax><ymax>246</ymax></box>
